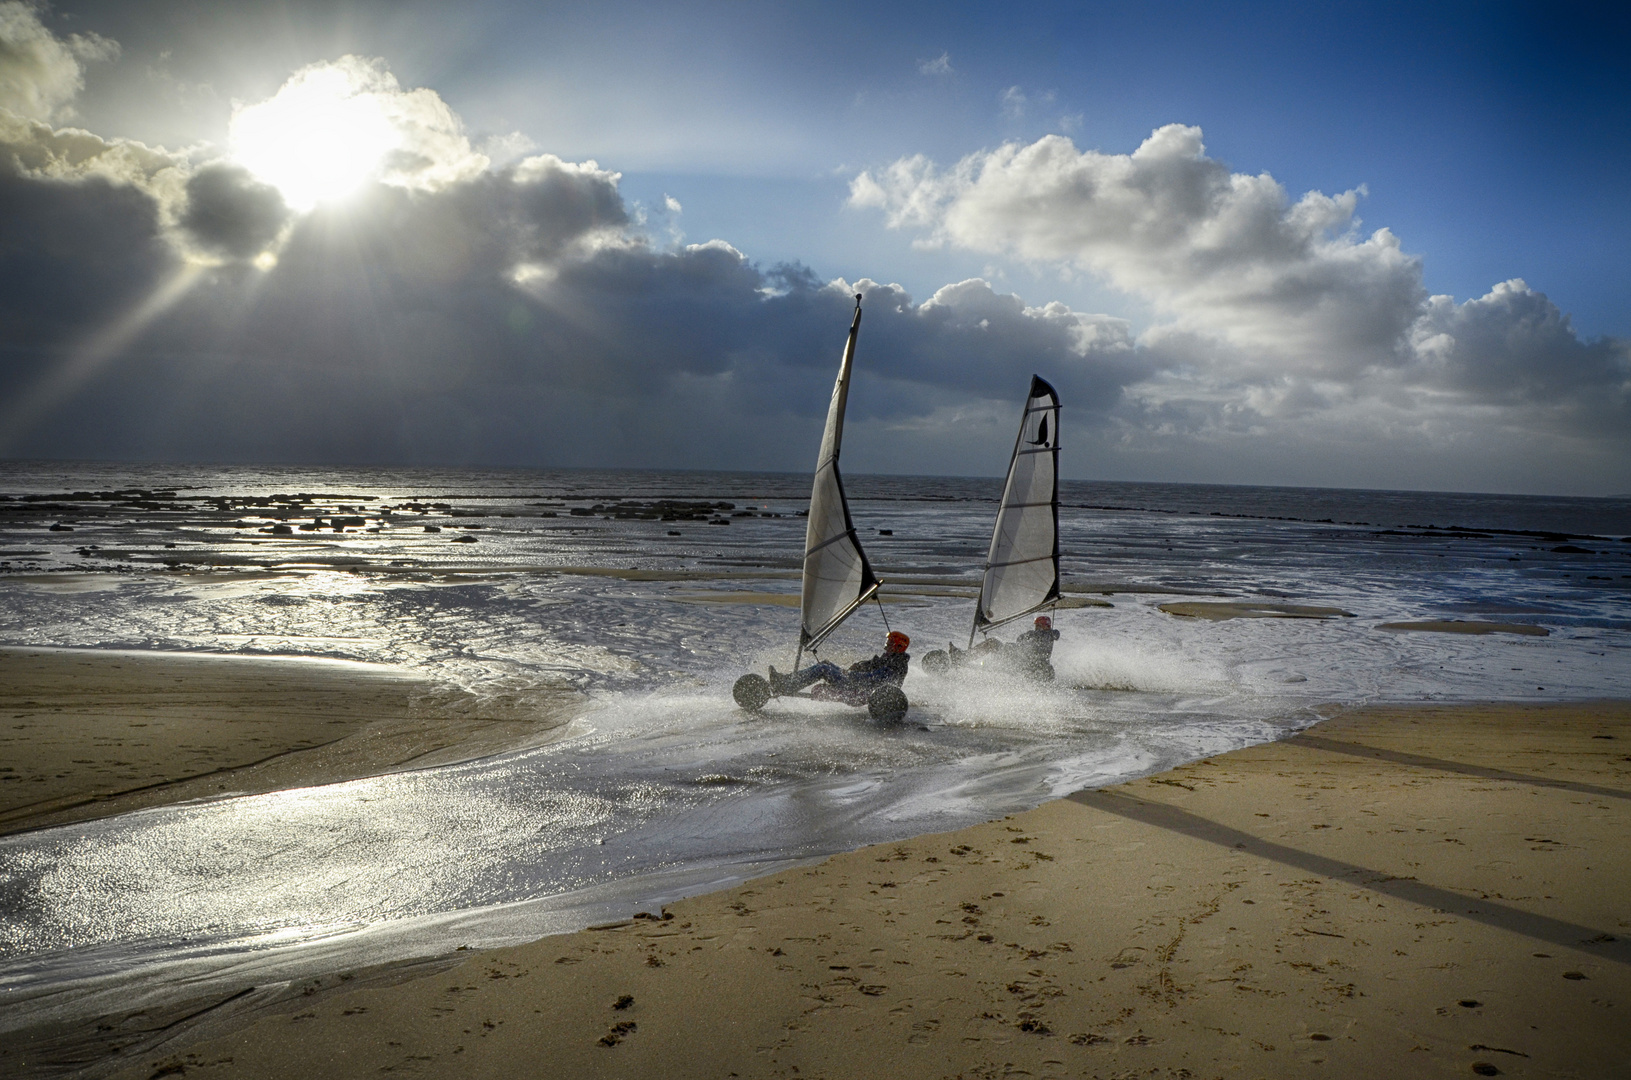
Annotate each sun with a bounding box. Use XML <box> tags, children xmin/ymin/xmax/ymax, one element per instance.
<box><xmin>230</xmin><ymin>61</ymin><xmax>399</xmax><ymax>212</ymax></box>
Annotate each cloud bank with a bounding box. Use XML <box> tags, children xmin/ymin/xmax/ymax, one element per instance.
<box><xmin>850</xmin><ymin>125</ymin><xmax>1630</xmax><ymax>490</ymax></box>
<box><xmin>0</xmin><ymin>13</ymin><xmax>1132</xmax><ymax>476</ymax></box>
<box><xmin>0</xmin><ymin>6</ymin><xmax>1625</xmax><ymax>493</ymax></box>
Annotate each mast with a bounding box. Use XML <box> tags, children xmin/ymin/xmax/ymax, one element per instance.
<box><xmin>795</xmin><ymin>295</ymin><xmax>881</xmax><ymax>670</ymax></box>
<box><xmin>969</xmin><ymin>375</ymin><xmax>1061</xmax><ymax>648</ymax></box>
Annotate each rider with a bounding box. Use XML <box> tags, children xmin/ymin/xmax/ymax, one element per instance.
<box><xmin>947</xmin><ymin>615</ymin><xmax>1058</xmax><ymax>670</ymax></box>
<box><xmin>1011</xmin><ymin>614</ymin><xmax>1060</xmax><ymax>666</ymax></box>
<box><xmin>771</xmin><ymin>631</ymin><xmax>911</xmax><ymax>695</ymax></box>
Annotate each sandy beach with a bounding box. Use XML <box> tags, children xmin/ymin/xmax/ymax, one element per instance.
<box><xmin>2</xmin><ymin>652</ymin><xmax>1621</xmax><ymax>1079</ymax></box>
<box><xmin>0</xmin><ymin>648</ymin><xmax>575</xmax><ymax>837</ymax></box>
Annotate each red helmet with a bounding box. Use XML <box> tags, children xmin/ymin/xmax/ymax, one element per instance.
<box><xmin>886</xmin><ymin>631</ymin><xmax>910</xmax><ymax>652</ymax></box>
<box><xmin>1034</xmin><ymin>615</ymin><xmax>1052</xmax><ymax>629</ymax></box>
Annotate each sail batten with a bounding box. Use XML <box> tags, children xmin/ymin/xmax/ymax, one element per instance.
<box><xmin>798</xmin><ymin>298</ymin><xmax>879</xmax><ymax>654</ymax></box>
<box><xmin>972</xmin><ymin>375</ymin><xmax>1061</xmax><ymax>640</ymax></box>
<box><xmin>986</xmin><ymin>553</ymin><xmax>1056</xmax><ymax>568</ymax></box>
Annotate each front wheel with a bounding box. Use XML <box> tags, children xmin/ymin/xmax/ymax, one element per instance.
<box><xmin>733</xmin><ymin>674</ymin><xmax>772</xmax><ymax>712</ymax></box>
<box><xmin>867</xmin><ymin>684</ymin><xmax>908</xmax><ymax>724</ymax></box>
<box><xmin>922</xmin><ymin>649</ymin><xmax>950</xmax><ymax>674</ymax></box>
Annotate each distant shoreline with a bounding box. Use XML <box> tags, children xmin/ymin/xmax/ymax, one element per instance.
<box><xmin>4</xmin><ymin>455</ymin><xmax>1630</xmax><ymax>504</ymax></box>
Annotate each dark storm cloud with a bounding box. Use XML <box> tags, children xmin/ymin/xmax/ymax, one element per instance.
<box><xmin>0</xmin><ymin>136</ymin><xmax>1137</xmax><ymax>472</ymax></box>
<box><xmin>4</xmin><ymin>114</ymin><xmax>1623</xmax><ymax>488</ymax></box>
<box><xmin>0</xmin><ymin>155</ymin><xmax>169</xmax><ymax>344</ymax></box>
<box><xmin>0</xmin><ymin>23</ymin><xmax>1134</xmax><ymax>475</ymax></box>
<box><xmin>178</xmin><ymin>163</ymin><xmax>289</xmax><ymax>261</ymax></box>
<box><xmin>1410</xmin><ymin>282</ymin><xmax>1631</xmax><ymax>433</ymax></box>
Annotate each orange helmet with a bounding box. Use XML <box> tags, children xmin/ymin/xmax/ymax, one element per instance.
<box><xmin>886</xmin><ymin>631</ymin><xmax>910</xmax><ymax>652</ymax></box>
<box><xmin>1034</xmin><ymin>615</ymin><xmax>1052</xmax><ymax>629</ymax></box>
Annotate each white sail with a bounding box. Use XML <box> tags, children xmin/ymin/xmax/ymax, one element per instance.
<box><xmin>973</xmin><ymin>375</ymin><xmax>1060</xmax><ymax>635</ymax></box>
<box><xmin>799</xmin><ymin>297</ymin><xmax>880</xmax><ymax>652</ymax></box>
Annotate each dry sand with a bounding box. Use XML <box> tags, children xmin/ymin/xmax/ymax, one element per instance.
<box><xmin>0</xmin><ymin>648</ymin><xmax>574</xmax><ymax>836</ymax></box>
<box><xmin>46</xmin><ymin>699</ymin><xmax>1621</xmax><ymax>1080</ymax></box>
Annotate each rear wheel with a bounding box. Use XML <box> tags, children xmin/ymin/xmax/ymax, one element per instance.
<box><xmin>867</xmin><ymin>684</ymin><xmax>908</xmax><ymax>723</ymax></box>
<box><xmin>922</xmin><ymin>650</ymin><xmax>950</xmax><ymax>674</ymax></box>
<box><xmin>733</xmin><ymin>674</ymin><xmax>772</xmax><ymax>713</ymax></box>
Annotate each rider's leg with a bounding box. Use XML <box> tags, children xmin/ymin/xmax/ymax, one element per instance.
<box><xmin>773</xmin><ymin>661</ymin><xmax>842</xmax><ymax>693</ymax></box>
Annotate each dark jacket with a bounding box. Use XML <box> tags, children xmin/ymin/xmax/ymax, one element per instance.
<box><xmin>1014</xmin><ymin>627</ymin><xmax>1060</xmax><ymax>662</ymax></box>
<box><xmin>848</xmin><ymin>649</ymin><xmax>910</xmax><ymax>685</ymax></box>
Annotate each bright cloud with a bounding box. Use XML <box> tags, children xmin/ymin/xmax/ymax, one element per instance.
<box><xmin>229</xmin><ymin>55</ymin><xmax>487</xmax><ymax>211</ymax></box>
<box><xmin>850</xmin><ymin>125</ymin><xmax>1631</xmax><ymax>476</ymax></box>
<box><xmin>851</xmin><ymin>125</ymin><xmax>1423</xmax><ymax>369</ymax></box>
<box><xmin>0</xmin><ymin>1</ymin><xmax>116</xmax><ymax>122</ymax></box>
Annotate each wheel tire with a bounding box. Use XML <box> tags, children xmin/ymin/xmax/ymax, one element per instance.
<box><xmin>922</xmin><ymin>650</ymin><xmax>949</xmax><ymax>674</ymax></box>
<box><xmin>733</xmin><ymin>674</ymin><xmax>772</xmax><ymax>712</ymax></box>
<box><xmin>867</xmin><ymin>684</ymin><xmax>908</xmax><ymax>724</ymax></box>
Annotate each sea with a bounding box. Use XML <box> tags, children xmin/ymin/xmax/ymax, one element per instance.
<box><xmin>1</xmin><ymin>461</ymin><xmax>1627</xmax><ymax>1045</ymax></box>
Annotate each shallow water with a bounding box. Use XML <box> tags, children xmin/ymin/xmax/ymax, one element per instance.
<box><xmin>1</xmin><ymin>463</ymin><xmax>1627</xmax><ymax>1021</ymax></box>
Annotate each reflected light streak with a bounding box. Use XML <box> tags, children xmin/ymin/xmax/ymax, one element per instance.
<box><xmin>0</xmin><ymin>266</ymin><xmax>202</xmax><ymax>451</ymax></box>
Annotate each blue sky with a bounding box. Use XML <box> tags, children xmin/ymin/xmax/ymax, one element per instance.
<box><xmin>3</xmin><ymin>0</ymin><xmax>1628</xmax><ymax>492</ymax></box>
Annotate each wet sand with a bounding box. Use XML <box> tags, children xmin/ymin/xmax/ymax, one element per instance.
<box><xmin>0</xmin><ymin>648</ymin><xmax>575</xmax><ymax>836</ymax></box>
<box><xmin>65</xmin><ymin>699</ymin><xmax>1629</xmax><ymax>1080</ymax></box>
<box><xmin>1377</xmin><ymin>620</ymin><xmax>1551</xmax><ymax>636</ymax></box>
<box><xmin>1159</xmin><ymin>600</ymin><xmax>1356</xmax><ymax>620</ymax></box>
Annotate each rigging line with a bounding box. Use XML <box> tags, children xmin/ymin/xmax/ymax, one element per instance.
<box><xmin>975</xmin><ymin>600</ymin><xmax>1058</xmax><ymax>633</ymax></box>
<box><xmin>985</xmin><ymin>552</ymin><xmax>1058</xmax><ymax>568</ymax></box>
<box><xmin>806</xmin><ymin>528</ymin><xmax>864</xmax><ymax>557</ymax></box>
<box><xmin>874</xmin><ymin>591</ymin><xmax>892</xmax><ymax>633</ymax></box>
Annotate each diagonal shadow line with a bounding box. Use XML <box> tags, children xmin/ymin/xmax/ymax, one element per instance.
<box><xmin>1289</xmin><ymin>735</ymin><xmax>1631</xmax><ymax>802</ymax></box>
<box><xmin>1065</xmin><ymin>788</ymin><xmax>1629</xmax><ymax>965</ymax></box>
